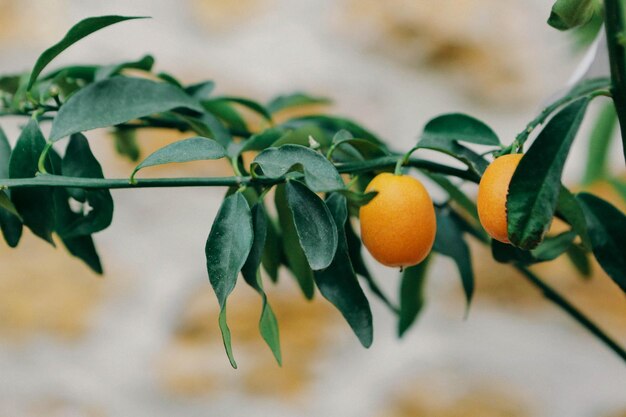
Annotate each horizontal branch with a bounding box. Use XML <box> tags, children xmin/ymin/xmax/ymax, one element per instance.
<box><xmin>0</xmin><ymin>156</ymin><xmax>479</xmax><ymax>190</ymax></box>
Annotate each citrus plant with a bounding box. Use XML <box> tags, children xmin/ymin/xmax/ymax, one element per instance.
<box><xmin>0</xmin><ymin>1</ymin><xmax>625</xmax><ymax>368</ymax></box>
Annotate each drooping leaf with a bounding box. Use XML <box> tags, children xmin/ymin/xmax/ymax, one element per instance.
<box><xmin>433</xmin><ymin>207</ymin><xmax>474</xmax><ymax>309</ymax></box>
<box><xmin>344</xmin><ymin>219</ymin><xmax>397</xmax><ymax>313</ymax></box>
<box><xmin>94</xmin><ymin>54</ymin><xmax>155</xmax><ymax>81</ymax></box>
<box><xmin>205</xmin><ymin>192</ymin><xmax>254</xmax><ymax>368</ymax></box>
<box><xmin>531</xmin><ymin>230</ymin><xmax>578</xmax><ymax>261</ymax></box>
<box><xmin>111</xmin><ymin>128</ymin><xmax>141</xmax><ymax>162</ymax></box>
<box><xmin>548</xmin><ymin>0</ymin><xmax>597</xmax><ymax>30</ymax></box>
<box><xmin>422</xmin><ymin>113</ymin><xmax>500</xmax><ymax>146</ymax></box>
<box><xmin>427</xmin><ymin>173</ymin><xmax>479</xmax><ymax>221</ymax></box>
<box><xmin>284</xmin><ymin>115</ymin><xmax>385</xmax><ymax>147</ymax></box>
<box><xmin>491</xmin><ymin>240</ymin><xmax>536</xmax><ymax>264</ymax></box>
<box><xmin>285</xmin><ymin>180</ymin><xmax>338</xmax><ymax>270</ymax></box>
<box><xmin>50</xmin><ymin>77</ymin><xmax>203</xmax><ymax>141</ymax></box>
<box><xmin>267</xmin><ymin>92</ymin><xmax>331</xmax><ymax>113</ymax></box>
<box><xmin>27</xmin><ymin>15</ymin><xmax>148</xmax><ymax>90</ymax></box>
<box><xmin>556</xmin><ymin>185</ymin><xmax>591</xmax><ymax>248</ymax></box>
<box><xmin>582</xmin><ymin>101</ymin><xmax>617</xmax><ymax>185</ymax></box>
<box><xmin>275</xmin><ymin>184</ymin><xmax>315</xmax><ymax>298</ymax></box>
<box><xmin>177</xmin><ymin>112</ymin><xmax>232</xmax><ymax>148</ymax></box>
<box><xmin>240</xmin><ymin>128</ymin><xmax>285</xmax><ymax>153</ymax></box>
<box><xmin>0</xmin><ymin>126</ymin><xmax>23</xmax><ymax>247</ymax></box>
<box><xmin>329</xmin><ymin>136</ymin><xmax>389</xmax><ymax>161</ymax></box>
<box><xmin>261</xmin><ymin>212</ymin><xmax>282</xmax><ymax>282</ymax></box>
<box><xmin>216</xmin><ymin>96</ymin><xmax>273</xmax><ymax>123</ymax></box>
<box><xmin>61</xmin><ymin>233</ymin><xmax>104</xmax><ymax>274</ymax></box>
<box><xmin>253</xmin><ymin>144</ymin><xmax>344</xmax><ymax>192</ymax></box>
<box><xmin>59</xmin><ymin>134</ymin><xmax>113</xmax><ymax>237</ymax></box>
<box><xmin>566</xmin><ymin>244</ymin><xmax>592</xmax><ymax>278</ymax></box>
<box><xmin>313</xmin><ymin>193</ymin><xmax>373</xmax><ymax>347</ymax></box>
<box><xmin>577</xmin><ymin>193</ymin><xmax>626</xmax><ymax>292</ymax></box>
<box><xmin>8</xmin><ymin>119</ymin><xmax>55</xmax><ymax>244</ymax></box>
<box><xmin>131</xmin><ymin>137</ymin><xmax>226</xmax><ymax>180</ymax></box>
<box><xmin>185</xmin><ymin>80</ymin><xmax>215</xmax><ymax>99</ymax></box>
<box><xmin>417</xmin><ymin>136</ymin><xmax>489</xmax><ymax>176</ymax></box>
<box><xmin>508</xmin><ymin>98</ymin><xmax>590</xmax><ymax>250</ymax></box>
<box><xmin>241</xmin><ymin>203</ymin><xmax>282</xmax><ymax>365</ymax></box>
<box><xmin>398</xmin><ymin>255</ymin><xmax>431</xmax><ymax>337</ymax></box>
<box><xmin>202</xmin><ymin>99</ymin><xmax>248</xmax><ymax>133</ymax></box>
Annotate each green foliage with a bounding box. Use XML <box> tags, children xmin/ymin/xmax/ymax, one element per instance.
<box><xmin>548</xmin><ymin>0</ymin><xmax>598</xmax><ymax>31</ymax></box>
<box><xmin>1</xmin><ymin>13</ymin><xmax>625</xmax><ymax>365</ymax></box>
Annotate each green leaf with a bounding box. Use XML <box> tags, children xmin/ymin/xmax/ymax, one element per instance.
<box><xmin>284</xmin><ymin>115</ymin><xmax>385</xmax><ymax>147</ymax></box>
<box><xmin>582</xmin><ymin>101</ymin><xmax>617</xmax><ymax>185</ymax></box>
<box><xmin>176</xmin><ymin>112</ymin><xmax>232</xmax><ymax>148</ymax></box>
<box><xmin>271</xmin><ymin>125</ymin><xmax>330</xmax><ymax>148</ymax></box>
<box><xmin>548</xmin><ymin>0</ymin><xmax>597</xmax><ymax>30</ymax></box>
<box><xmin>0</xmin><ymin>75</ymin><xmax>21</xmax><ymax>95</ymax></box>
<box><xmin>608</xmin><ymin>178</ymin><xmax>626</xmax><ymax>202</ymax></box>
<box><xmin>556</xmin><ymin>185</ymin><xmax>591</xmax><ymax>249</ymax></box>
<box><xmin>0</xmin><ymin>191</ymin><xmax>20</xmax><ymax>219</ymax></box>
<box><xmin>417</xmin><ymin>136</ymin><xmax>489</xmax><ymax>176</ymax></box>
<box><xmin>27</xmin><ymin>15</ymin><xmax>148</xmax><ymax>90</ymax></box>
<box><xmin>508</xmin><ymin>98</ymin><xmax>590</xmax><ymax>250</ymax></box>
<box><xmin>285</xmin><ymin>180</ymin><xmax>338</xmax><ymax>270</ymax></box>
<box><xmin>491</xmin><ymin>240</ymin><xmax>536</xmax><ymax>264</ymax></box>
<box><xmin>398</xmin><ymin>255</ymin><xmax>431</xmax><ymax>337</ymax></box>
<box><xmin>185</xmin><ymin>80</ymin><xmax>215</xmax><ymax>99</ymax></box>
<box><xmin>313</xmin><ymin>193</ymin><xmax>373</xmax><ymax>347</ymax></box>
<box><xmin>59</xmin><ymin>134</ymin><xmax>114</xmax><ymax>237</ymax></box>
<box><xmin>531</xmin><ymin>230</ymin><xmax>577</xmax><ymax>261</ymax></box>
<box><xmin>253</xmin><ymin>144</ymin><xmax>344</xmax><ymax>192</ymax></box>
<box><xmin>111</xmin><ymin>128</ymin><xmax>141</xmax><ymax>162</ymax></box>
<box><xmin>131</xmin><ymin>137</ymin><xmax>226</xmax><ymax>180</ymax></box>
<box><xmin>50</xmin><ymin>77</ymin><xmax>203</xmax><ymax>141</ymax></box>
<box><xmin>8</xmin><ymin>120</ymin><xmax>55</xmax><ymax>244</ymax></box>
<box><xmin>577</xmin><ymin>193</ymin><xmax>626</xmax><ymax>292</ymax></box>
<box><xmin>205</xmin><ymin>192</ymin><xmax>254</xmax><ymax>368</ymax></box>
<box><xmin>267</xmin><ymin>92</ymin><xmax>331</xmax><ymax>113</ymax></box>
<box><xmin>566</xmin><ymin>244</ymin><xmax>592</xmax><ymax>278</ymax></box>
<box><xmin>275</xmin><ymin>184</ymin><xmax>315</xmax><ymax>298</ymax></box>
<box><xmin>156</xmin><ymin>72</ymin><xmax>184</xmax><ymax>88</ymax></box>
<box><xmin>0</xmin><ymin>126</ymin><xmax>23</xmax><ymax>247</ymax></box>
<box><xmin>241</xmin><ymin>203</ymin><xmax>282</xmax><ymax>365</ymax></box>
<box><xmin>261</xmin><ymin>212</ymin><xmax>282</xmax><ymax>282</ymax></box>
<box><xmin>433</xmin><ymin>207</ymin><xmax>474</xmax><ymax>309</ymax></box>
<box><xmin>217</xmin><ymin>96</ymin><xmax>273</xmax><ymax>122</ymax></box>
<box><xmin>61</xmin><ymin>233</ymin><xmax>103</xmax><ymax>274</ymax></box>
<box><xmin>240</xmin><ymin>128</ymin><xmax>285</xmax><ymax>153</ymax></box>
<box><xmin>344</xmin><ymin>219</ymin><xmax>397</xmax><ymax>313</ymax></box>
<box><xmin>202</xmin><ymin>99</ymin><xmax>248</xmax><ymax>133</ymax></box>
<box><xmin>427</xmin><ymin>173</ymin><xmax>479</xmax><ymax>221</ymax></box>
<box><xmin>422</xmin><ymin>113</ymin><xmax>500</xmax><ymax>146</ymax></box>
<box><xmin>329</xmin><ymin>136</ymin><xmax>389</xmax><ymax>161</ymax></box>
<box><xmin>94</xmin><ymin>54</ymin><xmax>155</xmax><ymax>81</ymax></box>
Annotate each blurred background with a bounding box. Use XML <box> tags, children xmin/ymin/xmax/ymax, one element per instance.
<box><xmin>0</xmin><ymin>0</ymin><xmax>625</xmax><ymax>416</ymax></box>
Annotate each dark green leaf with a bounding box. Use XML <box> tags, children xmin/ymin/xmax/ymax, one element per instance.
<box><xmin>59</xmin><ymin>134</ymin><xmax>113</xmax><ymax>237</ymax></box>
<box><xmin>111</xmin><ymin>128</ymin><xmax>141</xmax><ymax>162</ymax></box>
<box><xmin>217</xmin><ymin>96</ymin><xmax>272</xmax><ymax>122</ymax></box>
<box><xmin>531</xmin><ymin>230</ymin><xmax>577</xmax><ymax>261</ymax></box>
<box><xmin>344</xmin><ymin>219</ymin><xmax>397</xmax><ymax>313</ymax></box>
<box><xmin>335</xmin><ymin>189</ymin><xmax>378</xmax><ymax>207</ymax></box>
<box><xmin>556</xmin><ymin>185</ymin><xmax>591</xmax><ymax>248</ymax></box>
<box><xmin>508</xmin><ymin>98</ymin><xmax>590</xmax><ymax>249</ymax></box>
<box><xmin>433</xmin><ymin>207</ymin><xmax>474</xmax><ymax>308</ymax></box>
<box><xmin>284</xmin><ymin>115</ymin><xmax>385</xmax><ymax>147</ymax></box>
<box><xmin>422</xmin><ymin>113</ymin><xmax>500</xmax><ymax>146</ymax></box>
<box><xmin>0</xmin><ymin>191</ymin><xmax>20</xmax><ymax>218</ymax></box>
<box><xmin>94</xmin><ymin>54</ymin><xmax>155</xmax><ymax>81</ymax></box>
<box><xmin>261</xmin><ymin>212</ymin><xmax>282</xmax><ymax>282</ymax></box>
<box><xmin>61</xmin><ymin>233</ymin><xmax>103</xmax><ymax>274</ymax></box>
<box><xmin>271</xmin><ymin>125</ymin><xmax>330</xmax><ymax>148</ymax></box>
<box><xmin>566</xmin><ymin>244</ymin><xmax>592</xmax><ymax>278</ymax></box>
<box><xmin>50</xmin><ymin>77</ymin><xmax>203</xmax><ymax>141</ymax></box>
<box><xmin>313</xmin><ymin>193</ymin><xmax>373</xmax><ymax>347</ymax></box>
<box><xmin>267</xmin><ymin>92</ymin><xmax>331</xmax><ymax>113</ymax></box>
<box><xmin>241</xmin><ymin>204</ymin><xmax>282</xmax><ymax>365</ymax></box>
<box><xmin>0</xmin><ymin>75</ymin><xmax>21</xmax><ymax>95</ymax></box>
<box><xmin>253</xmin><ymin>144</ymin><xmax>344</xmax><ymax>192</ymax></box>
<box><xmin>548</xmin><ymin>0</ymin><xmax>597</xmax><ymax>30</ymax></box>
<box><xmin>417</xmin><ymin>136</ymin><xmax>489</xmax><ymax>176</ymax></box>
<box><xmin>577</xmin><ymin>193</ymin><xmax>626</xmax><ymax>292</ymax></box>
<box><xmin>275</xmin><ymin>184</ymin><xmax>315</xmax><ymax>298</ymax></box>
<box><xmin>330</xmin><ymin>138</ymin><xmax>389</xmax><ymax>161</ymax></box>
<box><xmin>427</xmin><ymin>173</ymin><xmax>479</xmax><ymax>221</ymax></box>
<box><xmin>285</xmin><ymin>180</ymin><xmax>338</xmax><ymax>270</ymax></box>
<box><xmin>241</xmin><ymin>128</ymin><xmax>285</xmax><ymax>153</ymax></box>
<box><xmin>185</xmin><ymin>81</ymin><xmax>215</xmax><ymax>99</ymax></box>
<box><xmin>398</xmin><ymin>255</ymin><xmax>431</xmax><ymax>337</ymax></box>
<box><xmin>8</xmin><ymin>120</ymin><xmax>55</xmax><ymax>244</ymax></box>
<box><xmin>582</xmin><ymin>101</ymin><xmax>617</xmax><ymax>185</ymax></box>
<box><xmin>176</xmin><ymin>112</ymin><xmax>232</xmax><ymax>148</ymax></box>
<box><xmin>156</xmin><ymin>72</ymin><xmax>184</xmax><ymax>88</ymax></box>
<box><xmin>202</xmin><ymin>99</ymin><xmax>248</xmax><ymax>133</ymax></box>
<box><xmin>0</xmin><ymin>126</ymin><xmax>22</xmax><ymax>247</ymax></box>
<box><xmin>27</xmin><ymin>15</ymin><xmax>148</xmax><ymax>90</ymax></box>
<box><xmin>491</xmin><ymin>240</ymin><xmax>536</xmax><ymax>264</ymax></box>
<box><xmin>205</xmin><ymin>192</ymin><xmax>254</xmax><ymax>368</ymax></box>
<box><xmin>131</xmin><ymin>137</ymin><xmax>226</xmax><ymax>179</ymax></box>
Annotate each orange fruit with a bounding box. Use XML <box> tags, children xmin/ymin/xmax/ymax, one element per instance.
<box><xmin>359</xmin><ymin>173</ymin><xmax>436</xmax><ymax>267</ymax></box>
<box><xmin>477</xmin><ymin>153</ymin><xmax>524</xmax><ymax>243</ymax></box>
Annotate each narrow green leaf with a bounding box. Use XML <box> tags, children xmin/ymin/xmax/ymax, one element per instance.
<box><xmin>491</xmin><ymin>240</ymin><xmax>536</xmax><ymax>264</ymax></box>
<box><xmin>59</xmin><ymin>134</ymin><xmax>113</xmax><ymax>237</ymax></box>
<box><xmin>422</xmin><ymin>113</ymin><xmax>500</xmax><ymax>146</ymax></box>
<box><xmin>241</xmin><ymin>128</ymin><xmax>285</xmax><ymax>153</ymax></box>
<box><xmin>217</xmin><ymin>96</ymin><xmax>272</xmax><ymax>122</ymax></box>
<box><xmin>131</xmin><ymin>137</ymin><xmax>226</xmax><ymax>179</ymax></box>
<box><xmin>271</xmin><ymin>125</ymin><xmax>329</xmax><ymax>148</ymax></box>
<box><xmin>261</xmin><ymin>211</ymin><xmax>282</xmax><ymax>282</ymax></box>
<box><xmin>253</xmin><ymin>144</ymin><xmax>344</xmax><ymax>192</ymax></box>
<box><xmin>111</xmin><ymin>128</ymin><xmax>141</xmax><ymax>162</ymax></box>
<box><xmin>285</xmin><ymin>180</ymin><xmax>338</xmax><ymax>270</ymax></box>
<box><xmin>275</xmin><ymin>184</ymin><xmax>315</xmax><ymax>298</ymax></box>
<box><xmin>50</xmin><ymin>77</ymin><xmax>203</xmax><ymax>141</ymax></box>
<box><xmin>0</xmin><ymin>190</ymin><xmax>20</xmax><ymax>219</ymax></box>
<box><xmin>433</xmin><ymin>207</ymin><xmax>474</xmax><ymax>309</ymax></box>
<box><xmin>313</xmin><ymin>194</ymin><xmax>373</xmax><ymax>347</ymax></box>
<box><xmin>0</xmin><ymin>126</ymin><xmax>23</xmax><ymax>247</ymax></box>
<box><xmin>185</xmin><ymin>80</ymin><xmax>215</xmax><ymax>99</ymax></box>
<box><xmin>94</xmin><ymin>54</ymin><xmax>155</xmax><ymax>81</ymax></box>
<box><xmin>427</xmin><ymin>173</ymin><xmax>479</xmax><ymax>221</ymax></box>
<box><xmin>177</xmin><ymin>112</ymin><xmax>232</xmax><ymax>148</ymax></box>
<box><xmin>284</xmin><ymin>115</ymin><xmax>385</xmax><ymax>147</ymax></box>
<box><xmin>582</xmin><ymin>101</ymin><xmax>618</xmax><ymax>185</ymax></box>
<box><xmin>27</xmin><ymin>15</ymin><xmax>148</xmax><ymax>90</ymax></box>
<box><xmin>531</xmin><ymin>230</ymin><xmax>577</xmax><ymax>261</ymax></box>
<box><xmin>156</xmin><ymin>72</ymin><xmax>184</xmax><ymax>88</ymax></box>
<box><xmin>202</xmin><ymin>99</ymin><xmax>248</xmax><ymax>133</ymax></box>
<box><xmin>242</xmin><ymin>204</ymin><xmax>282</xmax><ymax>365</ymax></box>
<box><xmin>8</xmin><ymin>120</ymin><xmax>55</xmax><ymax>244</ymax></box>
<box><xmin>566</xmin><ymin>244</ymin><xmax>592</xmax><ymax>278</ymax></box>
<box><xmin>548</xmin><ymin>0</ymin><xmax>597</xmax><ymax>30</ymax></box>
<box><xmin>205</xmin><ymin>192</ymin><xmax>254</xmax><ymax>368</ymax></box>
<box><xmin>344</xmin><ymin>219</ymin><xmax>398</xmax><ymax>313</ymax></box>
<box><xmin>267</xmin><ymin>92</ymin><xmax>331</xmax><ymax>113</ymax></box>
<box><xmin>417</xmin><ymin>137</ymin><xmax>489</xmax><ymax>176</ymax></box>
<box><xmin>556</xmin><ymin>185</ymin><xmax>591</xmax><ymax>248</ymax></box>
<box><xmin>508</xmin><ymin>98</ymin><xmax>590</xmax><ymax>249</ymax></box>
<box><xmin>577</xmin><ymin>193</ymin><xmax>626</xmax><ymax>292</ymax></box>
<box><xmin>398</xmin><ymin>255</ymin><xmax>431</xmax><ymax>337</ymax></box>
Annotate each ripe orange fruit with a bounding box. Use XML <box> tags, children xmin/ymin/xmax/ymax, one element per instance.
<box><xmin>477</xmin><ymin>153</ymin><xmax>524</xmax><ymax>243</ymax></box>
<box><xmin>359</xmin><ymin>173</ymin><xmax>436</xmax><ymax>267</ymax></box>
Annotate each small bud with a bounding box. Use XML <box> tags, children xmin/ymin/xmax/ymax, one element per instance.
<box><xmin>308</xmin><ymin>135</ymin><xmax>320</xmax><ymax>150</ymax></box>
